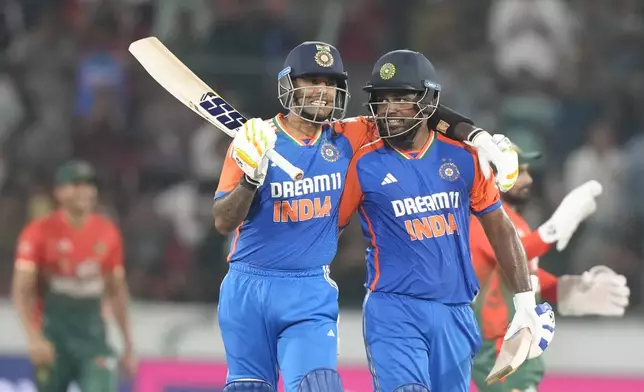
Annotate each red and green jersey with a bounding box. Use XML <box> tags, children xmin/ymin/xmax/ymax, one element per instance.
<box><xmin>469</xmin><ymin>203</ymin><xmax>558</xmax><ymax>352</ymax></box>
<box><xmin>14</xmin><ymin>210</ymin><xmax>123</xmax><ymax>358</ymax></box>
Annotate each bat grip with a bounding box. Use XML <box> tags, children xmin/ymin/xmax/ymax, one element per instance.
<box><xmin>266</xmin><ymin>149</ymin><xmax>304</xmax><ymax>181</ymax></box>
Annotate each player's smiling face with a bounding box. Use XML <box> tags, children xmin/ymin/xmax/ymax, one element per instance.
<box><xmin>370</xmin><ymin>90</ymin><xmax>423</xmax><ymax>137</ymax></box>
<box><xmin>292</xmin><ymin>76</ymin><xmax>337</xmax><ymax>121</ymax></box>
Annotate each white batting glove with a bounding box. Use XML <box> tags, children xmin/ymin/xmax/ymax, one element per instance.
<box><xmin>231</xmin><ymin>118</ymin><xmax>277</xmax><ymax>186</ymax></box>
<box><xmin>506</xmin><ymin>291</ymin><xmax>556</xmax><ymax>360</ymax></box>
<box><xmin>558</xmin><ymin>266</ymin><xmax>630</xmax><ymax>317</ymax></box>
<box><xmin>467</xmin><ymin>131</ymin><xmax>518</xmax><ymax>192</ymax></box>
<box><xmin>537</xmin><ymin>180</ymin><xmax>603</xmax><ymax>251</ymax></box>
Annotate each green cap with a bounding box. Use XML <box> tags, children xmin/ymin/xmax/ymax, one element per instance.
<box><xmin>54</xmin><ymin>160</ymin><xmax>98</xmax><ymax>186</ymax></box>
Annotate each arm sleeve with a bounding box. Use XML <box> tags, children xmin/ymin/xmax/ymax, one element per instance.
<box><xmin>537</xmin><ymin>268</ymin><xmax>558</xmax><ymax>303</ymax></box>
<box><xmin>215</xmin><ymin>142</ymin><xmax>244</xmax><ymax>199</ymax></box>
<box><xmin>338</xmin><ymin>157</ymin><xmax>364</xmax><ymax>230</ymax></box>
<box><xmin>469</xmin><ymin>151</ymin><xmax>502</xmax><ymax>216</ymax></box>
<box><xmin>14</xmin><ymin>221</ymin><xmax>44</xmax><ymax>272</ymax></box>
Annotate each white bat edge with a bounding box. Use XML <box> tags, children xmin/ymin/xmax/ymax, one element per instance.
<box><xmin>128</xmin><ymin>37</ymin><xmax>304</xmax><ymax>181</ymax></box>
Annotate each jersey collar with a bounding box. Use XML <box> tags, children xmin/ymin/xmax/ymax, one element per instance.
<box><xmin>273</xmin><ymin>114</ymin><xmax>323</xmax><ymax>147</ymax></box>
<box><xmin>389</xmin><ymin>130</ymin><xmax>436</xmax><ymax>160</ymax></box>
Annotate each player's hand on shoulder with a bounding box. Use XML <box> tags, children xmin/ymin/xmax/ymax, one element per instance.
<box><xmin>537</xmin><ymin>180</ymin><xmax>603</xmax><ymax>251</ymax></box>
<box><xmin>505</xmin><ymin>291</ymin><xmax>555</xmax><ymax>360</ymax></box>
<box><xmin>468</xmin><ymin>132</ymin><xmax>518</xmax><ymax>192</ymax></box>
<box><xmin>232</xmin><ymin>118</ymin><xmax>277</xmax><ymax>186</ymax></box>
<box><xmin>557</xmin><ymin>265</ymin><xmax>630</xmax><ymax>317</ymax></box>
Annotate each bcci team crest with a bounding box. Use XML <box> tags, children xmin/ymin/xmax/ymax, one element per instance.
<box><xmin>314</xmin><ymin>44</ymin><xmax>334</xmax><ymax>67</ymax></box>
<box><xmin>380</xmin><ymin>63</ymin><xmax>396</xmax><ymax>80</ymax></box>
<box><xmin>321</xmin><ymin>142</ymin><xmax>340</xmax><ymax>162</ymax></box>
<box><xmin>439</xmin><ymin>160</ymin><xmax>460</xmax><ymax>182</ymax></box>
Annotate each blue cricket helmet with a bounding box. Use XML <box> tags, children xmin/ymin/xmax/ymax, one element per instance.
<box><xmin>278</xmin><ymin>41</ymin><xmax>350</xmax><ymax>123</ymax></box>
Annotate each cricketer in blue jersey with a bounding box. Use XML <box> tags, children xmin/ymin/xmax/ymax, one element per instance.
<box><xmin>212</xmin><ymin>43</ymin><xmax>525</xmax><ymax>392</ymax></box>
<box><xmin>338</xmin><ymin>50</ymin><xmax>555</xmax><ymax>392</ymax></box>
<box><xmin>212</xmin><ymin>41</ymin><xmax>369</xmax><ymax>392</ymax></box>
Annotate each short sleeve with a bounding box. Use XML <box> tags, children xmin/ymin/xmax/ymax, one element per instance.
<box><xmin>469</xmin><ymin>152</ymin><xmax>501</xmax><ymax>216</ymax></box>
<box><xmin>15</xmin><ymin>221</ymin><xmax>45</xmax><ymax>272</ymax></box>
<box><xmin>215</xmin><ymin>142</ymin><xmax>244</xmax><ymax>199</ymax></box>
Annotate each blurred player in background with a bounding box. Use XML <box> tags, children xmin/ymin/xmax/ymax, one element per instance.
<box><xmin>11</xmin><ymin>161</ymin><xmax>135</xmax><ymax>392</ymax></box>
<box><xmin>213</xmin><ymin>41</ymin><xmax>521</xmax><ymax>392</ymax></box>
<box><xmin>470</xmin><ymin>146</ymin><xmax>630</xmax><ymax>392</ymax></box>
<box><xmin>338</xmin><ymin>49</ymin><xmax>555</xmax><ymax>392</ymax></box>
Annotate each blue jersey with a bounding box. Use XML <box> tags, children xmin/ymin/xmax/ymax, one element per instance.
<box><xmin>215</xmin><ymin>114</ymin><xmax>371</xmax><ymax>270</ymax></box>
<box><xmin>339</xmin><ymin>131</ymin><xmax>501</xmax><ymax>304</ymax></box>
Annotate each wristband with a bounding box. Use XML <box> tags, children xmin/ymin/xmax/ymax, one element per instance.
<box><xmin>240</xmin><ymin>175</ymin><xmax>259</xmax><ymax>191</ymax></box>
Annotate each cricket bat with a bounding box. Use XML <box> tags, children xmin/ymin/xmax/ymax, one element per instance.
<box><xmin>485</xmin><ymin>328</ymin><xmax>532</xmax><ymax>384</ymax></box>
<box><xmin>128</xmin><ymin>36</ymin><xmax>304</xmax><ymax>181</ymax></box>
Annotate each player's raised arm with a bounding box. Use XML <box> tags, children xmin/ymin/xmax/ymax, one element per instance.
<box><xmin>212</xmin><ymin>118</ymin><xmax>277</xmax><ymax>234</ymax></box>
<box><xmin>11</xmin><ymin>222</ymin><xmax>55</xmax><ymax>366</ymax></box>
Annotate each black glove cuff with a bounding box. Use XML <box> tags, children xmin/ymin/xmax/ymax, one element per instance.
<box><xmin>240</xmin><ymin>175</ymin><xmax>260</xmax><ymax>191</ymax></box>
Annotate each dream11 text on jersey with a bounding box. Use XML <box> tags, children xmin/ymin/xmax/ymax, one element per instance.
<box><xmin>270</xmin><ymin>172</ymin><xmax>342</xmax><ymax>223</ymax></box>
<box><xmin>392</xmin><ymin>191</ymin><xmax>461</xmax><ymax>241</ymax></box>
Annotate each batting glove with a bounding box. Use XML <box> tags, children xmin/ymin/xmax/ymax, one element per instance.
<box><xmin>506</xmin><ymin>291</ymin><xmax>556</xmax><ymax>360</ymax></box>
<box><xmin>467</xmin><ymin>132</ymin><xmax>519</xmax><ymax>192</ymax></box>
<box><xmin>231</xmin><ymin>118</ymin><xmax>277</xmax><ymax>186</ymax></box>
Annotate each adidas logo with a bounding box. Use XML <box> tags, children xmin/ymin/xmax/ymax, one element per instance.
<box><xmin>327</xmin><ymin>329</ymin><xmax>335</xmax><ymax>337</ymax></box>
<box><xmin>381</xmin><ymin>173</ymin><xmax>398</xmax><ymax>185</ymax></box>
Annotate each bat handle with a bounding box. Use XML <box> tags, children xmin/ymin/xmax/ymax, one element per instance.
<box><xmin>266</xmin><ymin>149</ymin><xmax>304</xmax><ymax>181</ymax></box>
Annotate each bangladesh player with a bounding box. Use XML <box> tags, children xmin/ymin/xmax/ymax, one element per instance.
<box><xmin>470</xmin><ymin>145</ymin><xmax>629</xmax><ymax>392</ymax></box>
<box><xmin>11</xmin><ymin>160</ymin><xmax>135</xmax><ymax>392</ymax></box>
<box><xmin>338</xmin><ymin>49</ymin><xmax>555</xmax><ymax>392</ymax></box>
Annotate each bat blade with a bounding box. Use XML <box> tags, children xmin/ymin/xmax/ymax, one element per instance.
<box><xmin>128</xmin><ymin>36</ymin><xmax>303</xmax><ymax>181</ymax></box>
<box><xmin>486</xmin><ymin>328</ymin><xmax>532</xmax><ymax>385</ymax></box>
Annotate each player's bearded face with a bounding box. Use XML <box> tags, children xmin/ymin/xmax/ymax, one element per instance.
<box><xmin>292</xmin><ymin>77</ymin><xmax>337</xmax><ymax>122</ymax></box>
<box><xmin>502</xmin><ymin>165</ymin><xmax>533</xmax><ymax>206</ymax></box>
<box><xmin>369</xmin><ymin>91</ymin><xmax>426</xmax><ymax>138</ymax></box>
